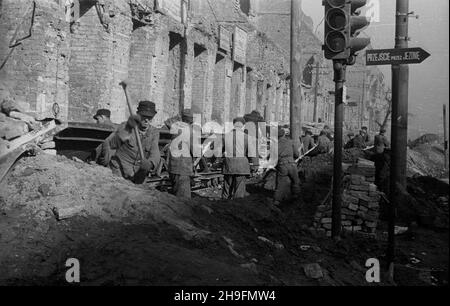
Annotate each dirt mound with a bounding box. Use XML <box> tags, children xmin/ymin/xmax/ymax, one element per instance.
<box><xmin>407</xmin><ymin>144</ymin><xmax>448</xmax><ymax>178</ymax></box>
<box><xmin>0</xmin><ymin>153</ymin><xmax>210</xmax><ymax>240</ymax></box>
<box><xmin>409</xmin><ymin>134</ymin><xmax>441</xmax><ymax>149</ymax></box>
<box><xmin>0</xmin><ymin>152</ymin><xmax>447</xmax><ymax>286</ymax></box>
<box><xmin>404</xmin><ymin>176</ymin><xmax>449</xmax><ymax>229</ymax></box>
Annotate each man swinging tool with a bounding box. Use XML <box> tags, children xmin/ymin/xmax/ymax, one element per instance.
<box><xmin>101</xmin><ymin>81</ymin><xmax>161</xmax><ymax>184</ymax></box>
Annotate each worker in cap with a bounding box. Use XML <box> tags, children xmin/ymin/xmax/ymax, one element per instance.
<box><xmin>243</xmin><ymin>110</ymin><xmax>265</xmax><ymax>173</ymax></box>
<box><xmin>361</xmin><ymin>126</ymin><xmax>370</xmax><ymax>144</ymax></box>
<box><xmin>93</xmin><ymin>109</ymin><xmax>113</xmax><ymax>126</ymax></box>
<box><xmin>92</xmin><ymin>109</ymin><xmax>118</xmax><ymax>164</ymax></box>
<box><xmin>273</xmin><ymin>126</ymin><xmax>301</xmax><ymax>206</ymax></box>
<box><xmin>222</xmin><ymin>117</ymin><xmax>257</xmax><ymax>199</ymax></box>
<box><xmin>301</xmin><ymin>129</ymin><xmax>315</xmax><ymax>153</ymax></box>
<box><xmin>102</xmin><ymin>100</ymin><xmax>161</xmax><ymax>184</ymax></box>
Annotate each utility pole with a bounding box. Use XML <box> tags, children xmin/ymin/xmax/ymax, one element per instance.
<box><xmin>388</xmin><ymin>0</ymin><xmax>410</xmax><ymax>280</ymax></box>
<box><xmin>290</xmin><ymin>0</ymin><xmax>302</xmax><ymax>147</ymax></box>
<box><xmin>323</xmin><ymin>0</ymin><xmax>371</xmax><ymax>240</ymax></box>
<box><xmin>313</xmin><ymin>61</ymin><xmax>320</xmax><ymax>122</ymax></box>
<box><xmin>444</xmin><ymin>104</ymin><xmax>449</xmax><ymax>172</ymax></box>
<box><xmin>290</xmin><ymin>0</ymin><xmax>303</xmax><ymax>146</ymax></box>
<box><xmin>332</xmin><ymin>60</ymin><xmax>346</xmax><ymax>239</ymax></box>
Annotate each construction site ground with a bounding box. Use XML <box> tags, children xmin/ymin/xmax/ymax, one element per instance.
<box><xmin>0</xmin><ymin>153</ymin><xmax>448</xmax><ymax>286</ymax></box>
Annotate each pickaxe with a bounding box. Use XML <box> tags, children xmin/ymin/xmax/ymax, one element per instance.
<box><xmin>119</xmin><ymin>80</ymin><xmax>145</xmax><ymax>162</ymax></box>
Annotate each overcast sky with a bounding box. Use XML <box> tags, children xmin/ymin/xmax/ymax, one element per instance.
<box><xmin>302</xmin><ymin>0</ymin><xmax>449</xmax><ymax>138</ymax></box>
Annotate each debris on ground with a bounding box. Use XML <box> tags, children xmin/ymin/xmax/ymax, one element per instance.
<box><xmin>0</xmin><ymin>148</ymin><xmax>447</xmax><ymax>286</ymax></box>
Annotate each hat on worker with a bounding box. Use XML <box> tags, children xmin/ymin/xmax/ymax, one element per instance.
<box><xmin>244</xmin><ymin>110</ymin><xmax>264</xmax><ymax>123</ymax></box>
<box><xmin>137</xmin><ymin>101</ymin><xmax>157</xmax><ymax>117</ymax></box>
<box><xmin>181</xmin><ymin>109</ymin><xmax>194</xmax><ymax>120</ymax></box>
<box><xmin>233</xmin><ymin>117</ymin><xmax>246</xmax><ymax>126</ymax></box>
<box><xmin>93</xmin><ymin>109</ymin><xmax>111</xmax><ymax>119</ymax></box>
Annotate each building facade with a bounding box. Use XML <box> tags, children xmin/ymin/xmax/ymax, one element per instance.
<box><xmin>0</xmin><ymin>0</ymin><xmax>388</xmax><ymax>133</ymax></box>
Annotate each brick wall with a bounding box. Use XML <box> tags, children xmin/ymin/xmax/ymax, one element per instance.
<box><xmin>164</xmin><ymin>32</ymin><xmax>183</xmax><ymax>120</ymax></box>
<box><xmin>245</xmin><ymin>69</ymin><xmax>257</xmax><ymax>114</ymax></box>
<box><xmin>211</xmin><ymin>54</ymin><xmax>232</xmax><ymax>124</ymax></box>
<box><xmin>191</xmin><ymin>44</ymin><xmax>208</xmax><ymax>116</ymax></box>
<box><xmin>1</xmin><ymin>0</ymin><xmax>294</xmax><ymax>128</ymax></box>
<box><xmin>230</xmin><ymin>63</ymin><xmax>244</xmax><ymax>120</ymax></box>
<box><xmin>150</xmin><ymin>20</ymin><xmax>170</xmax><ymax>126</ymax></box>
<box><xmin>67</xmin><ymin>0</ymin><xmax>132</xmax><ymax>123</ymax></box>
<box><xmin>0</xmin><ymin>0</ymin><xmax>70</xmax><ymax>120</ymax></box>
<box><xmin>128</xmin><ymin>26</ymin><xmax>158</xmax><ymax>112</ymax></box>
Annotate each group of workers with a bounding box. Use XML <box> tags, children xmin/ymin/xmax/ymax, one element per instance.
<box><xmin>92</xmin><ymin>102</ymin><xmax>266</xmax><ymax>201</ymax></box>
<box><xmin>91</xmin><ymin>100</ymin><xmax>390</xmax><ymax>204</ymax></box>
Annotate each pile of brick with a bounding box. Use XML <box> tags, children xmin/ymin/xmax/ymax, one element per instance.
<box><xmin>313</xmin><ymin>173</ymin><xmax>382</xmax><ymax>238</ymax></box>
<box><xmin>346</xmin><ymin>158</ymin><xmax>376</xmax><ymax>182</ymax></box>
<box><xmin>0</xmin><ymin>98</ymin><xmax>58</xmax><ymax>156</ymax></box>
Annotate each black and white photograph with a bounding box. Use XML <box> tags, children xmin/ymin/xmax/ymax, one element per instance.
<box><xmin>0</xmin><ymin>0</ymin><xmax>448</xmax><ymax>298</ymax></box>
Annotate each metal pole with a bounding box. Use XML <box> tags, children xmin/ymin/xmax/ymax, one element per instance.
<box><xmin>290</xmin><ymin>0</ymin><xmax>303</xmax><ymax>147</ymax></box>
<box><xmin>360</xmin><ymin>74</ymin><xmax>366</xmax><ymax>129</ymax></box>
<box><xmin>313</xmin><ymin>62</ymin><xmax>320</xmax><ymax>122</ymax></box>
<box><xmin>388</xmin><ymin>0</ymin><xmax>410</xmax><ymax>279</ymax></box>
<box><xmin>444</xmin><ymin>104</ymin><xmax>449</xmax><ymax>172</ymax></box>
<box><xmin>332</xmin><ymin>60</ymin><xmax>346</xmax><ymax>240</ymax></box>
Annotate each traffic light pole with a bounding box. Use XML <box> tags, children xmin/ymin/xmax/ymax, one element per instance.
<box><xmin>332</xmin><ymin>60</ymin><xmax>347</xmax><ymax>240</ymax></box>
<box><xmin>388</xmin><ymin>0</ymin><xmax>410</xmax><ymax>280</ymax></box>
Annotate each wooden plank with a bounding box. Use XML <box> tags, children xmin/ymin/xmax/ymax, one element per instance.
<box><xmin>0</xmin><ymin>120</ymin><xmax>56</xmax><ymax>160</ymax></box>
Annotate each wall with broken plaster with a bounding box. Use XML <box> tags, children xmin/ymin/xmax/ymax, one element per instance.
<box><xmin>0</xmin><ymin>0</ymin><xmax>70</xmax><ymax>121</ymax></box>
<box><xmin>0</xmin><ymin>0</ymin><xmax>296</xmax><ymax>127</ymax></box>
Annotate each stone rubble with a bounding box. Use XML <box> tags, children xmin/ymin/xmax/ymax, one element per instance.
<box><xmin>314</xmin><ymin>160</ymin><xmax>383</xmax><ymax>238</ymax></box>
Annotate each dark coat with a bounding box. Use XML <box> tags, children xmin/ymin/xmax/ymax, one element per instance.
<box><xmin>223</xmin><ymin>128</ymin><xmax>257</xmax><ymax>175</ymax></box>
<box><xmin>301</xmin><ymin>134</ymin><xmax>315</xmax><ymax>151</ymax></box>
<box><xmin>168</xmin><ymin>122</ymin><xmax>201</xmax><ymax>176</ymax></box>
<box><xmin>278</xmin><ymin>137</ymin><xmax>299</xmax><ymax>166</ymax></box>
<box><xmin>105</xmin><ymin>123</ymin><xmax>161</xmax><ymax>180</ymax></box>
<box><xmin>317</xmin><ymin>135</ymin><xmax>331</xmax><ymax>153</ymax></box>
<box><xmin>374</xmin><ymin>134</ymin><xmax>390</xmax><ymax>154</ymax></box>
<box><xmin>352</xmin><ymin>134</ymin><xmax>366</xmax><ymax>149</ymax></box>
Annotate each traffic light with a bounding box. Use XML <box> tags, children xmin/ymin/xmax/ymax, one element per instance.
<box><xmin>323</xmin><ymin>0</ymin><xmax>371</xmax><ymax>64</ymax></box>
<box><xmin>348</xmin><ymin>0</ymin><xmax>371</xmax><ymax>64</ymax></box>
<box><xmin>323</xmin><ymin>0</ymin><xmax>348</xmax><ymax>60</ymax></box>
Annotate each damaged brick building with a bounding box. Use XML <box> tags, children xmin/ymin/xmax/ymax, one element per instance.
<box><xmin>0</xmin><ymin>0</ymin><xmax>287</xmax><ymax>127</ymax></box>
<box><xmin>0</xmin><ymin>0</ymin><xmax>388</xmax><ymax>131</ymax></box>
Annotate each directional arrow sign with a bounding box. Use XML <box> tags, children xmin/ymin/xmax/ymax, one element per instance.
<box><xmin>366</xmin><ymin>48</ymin><xmax>431</xmax><ymax>66</ymax></box>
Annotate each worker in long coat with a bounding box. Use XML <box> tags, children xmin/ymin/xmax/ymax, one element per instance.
<box><xmin>374</xmin><ymin>128</ymin><xmax>391</xmax><ymax>192</ymax></box>
<box><xmin>222</xmin><ymin>117</ymin><xmax>258</xmax><ymax>200</ymax></box>
<box><xmin>167</xmin><ymin>109</ymin><xmax>200</xmax><ymax>199</ymax></box>
<box><xmin>273</xmin><ymin>127</ymin><xmax>301</xmax><ymax>205</ymax></box>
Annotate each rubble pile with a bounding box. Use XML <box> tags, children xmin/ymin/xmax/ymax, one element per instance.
<box><xmin>298</xmin><ymin>154</ymin><xmax>333</xmax><ymax>184</ymax></box>
<box><xmin>313</xmin><ymin>174</ymin><xmax>382</xmax><ymax>237</ymax></box>
<box><xmin>346</xmin><ymin>158</ymin><xmax>376</xmax><ymax>183</ymax></box>
<box><xmin>0</xmin><ymin>153</ymin><xmax>211</xmax><ymax>241</ymax></box>
<box><xmin>407</xmin><ymin>144</ymin><xmax>448</xmax><ymax>178</ymax></box>
<box><xmin>0</xmin><ymin>99</ymin><xmax>58</xmax><ymax>156</ymax></box>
